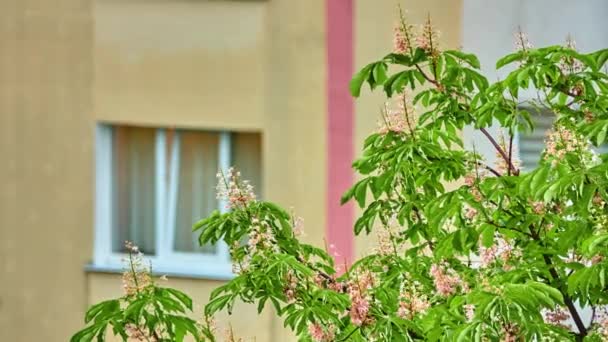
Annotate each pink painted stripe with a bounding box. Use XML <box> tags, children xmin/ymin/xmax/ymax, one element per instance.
<box><xmin>326</xmin><ymin>0</ymin><xmax>354</xmax><ymax>266</ymax></box>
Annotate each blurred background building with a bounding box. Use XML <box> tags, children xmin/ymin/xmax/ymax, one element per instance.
<box><xmin>1</xmin><ymin>0</ymin><xmax>606</xmax><ymax>341</ymax></box>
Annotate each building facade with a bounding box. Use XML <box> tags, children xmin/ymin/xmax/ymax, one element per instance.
<box><xmin>0</xmin><ymin>1</ymin><xmax>462</xmax><ymax>341</ymax></box>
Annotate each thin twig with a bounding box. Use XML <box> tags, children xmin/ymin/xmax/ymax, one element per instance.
<box><xmin>479</xmin><ymin>127</ymin><xmax>520</xmax><ymax>175</ymax></box>
<box><xmin>477</xmin><ymin>161</ymin><xmax>502</xmax><ymax>177</ymax></box>
<box><xmin>508</xmin><ymin>132</ymin><xmax>514</xmax><ymax>176</ymax></box>
<box><xmin>528</xmin><ymin>224</ymin><xmax>587</xmax><ymax>337</ymax></box>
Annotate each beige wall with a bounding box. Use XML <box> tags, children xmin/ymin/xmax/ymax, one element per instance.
<box><xmin>0</xmin><ymin>1</ymin><xmax>94</xmax><ymax>341</ymax></box>
<box><xmin>353</xmin><ymin>0</ymin><xmax>463</xmax><ymax>257</ymax></box>
<box><xmin>94</xmin><ymin>0</ymin><xmax>267</xmax><ymax>131</ymax></box>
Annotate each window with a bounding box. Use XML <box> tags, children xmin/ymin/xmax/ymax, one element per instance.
<box><xmin>518</xmin><ymin>111</ymin><xmax>555</xmax><ymax>171</ymax></box>
<box><xmin>518</xmin><ymin>110</ymin><xmax>608</xmax><ymax>171</ymax></box>
<box><xmin>93</xmin><ymin>124</ymin><xmax>262</xmax><ymax>278</ymax></box>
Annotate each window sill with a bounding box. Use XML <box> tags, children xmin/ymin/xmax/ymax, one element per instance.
<box><xmin>85</xmin><ymin>263</ymin><xmax>235</xmax><ymax>281</ymax></box>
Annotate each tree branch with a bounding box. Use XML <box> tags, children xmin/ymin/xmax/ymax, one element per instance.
<box><xmin>528</xmin><ymin>226</ymin><xmax>587</xmax><ymax>338</ymax></box>
<box><xmin>476</xmin><ymin>161</ymin><xmax>502</xmax><ymax>178</ymax></box>
<box><xmin>508</xmin><ymin>133</ymin><xmax>514</xmax><ymax>177</ymax></box>
<box><xmin>479</xmin><ymin>127</ymin><xmax>520</xmax><ymax>176</ymax></box>
<box><xmin>414</xmin><ymin>64</ymin><xmax>439</xmax><ymax>87</ymax></box>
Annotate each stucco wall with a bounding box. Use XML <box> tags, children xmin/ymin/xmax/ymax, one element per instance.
<box><xmin>94</xmin><ymin>0</ymin><xmax>267</xmax><ymax>131</ymax></box>
<box><xmin>0</xmin><ymin>1</ymin><xmax>94</xmax><ymax>341</ymax></box>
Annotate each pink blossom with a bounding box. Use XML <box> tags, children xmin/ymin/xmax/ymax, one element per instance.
<box><xmin>544</xmin><ymin>125</ymin><xmax>591</xmax><ymax>166</ymax></box>
<box><xmin>479</xmin><ymin>243</ymin><xmax>498</xmax><ymax>268</ymax></box>
<box><xmin>329</xmin><ymin>279</ymin><xmax>346</xmax><ymax>293</ymax></box>
<box><xmin>376</xmin><ymin>227</ymin><xmax>394</xmax><ymax>256</ymax></box>
<box><xmin>429</xmin><ymin>262</ymin><xmax>463</xmax><ymax>297</ymax></box>
<box><xmin>479</xmin><ymin>234</ymin><xmax>518</xmax><ymax>269</ymax></box>
<box><xmin>397</xmin><ymin>289</ymin><xmax>430</xmax><ymax>319</ymax></box>
<box><xmin>393</xmin><ymin>22</ymin><xmax>409</xmax><ymax>54</ymax></box>
<box><xmin>308</xmin><ymin>323</ymin><xmax>324</xmax><ymax>341</ymax></box>
<box><xmin>216</xmin><ymin>167</ymin><xmax>256</xmax><ymax>209</ymax></box>
<box><xmin>347</xmin><ymin>271</ymin><xmax>375</xmax><ymax>326</ymax></box>
<box><xmin>416</xmin><ymin>17</ymin><xmax>441</xmax><ymax>55</ymax></box>
<box><xmin>125</xmin><ymin>323</ymin><xmax>159</xmax><ymax>341</ymax></box>
<box><xmin>307</xmin><ymin>323</ymin><xmax>335</xmax><ymax>342</ymax></box>
<box><xmin>349</xmin><ymin>296</ymin><xmax>370</xmax><ymax>326</ymax></box>
<box><xmin>595</xmin><ymin>306</ymin><xmax>608</xmax><ymax>338</ymax></box>
<box><xmin>284</xmin><ymin>270</ymin><xmax>298</xmax><ymax>303</ymax></box>
<box><xmin>247</xmin><ymin>218</ymin><xmax>279</xmax><ymax>255</ymax></box>
<box><xmin>121</xmin><ymin>241</ymin><xmax>152</xmax><ymax>296</ymax></box>
<box><xmin>558</xmin><ymin>35</ymin><xmax>584</xmax><ymax>74</ymax></box>
<box><xmin>464</xmin><ymin>205</ymin><xmax>478</xmax><ymax>220</ymax></box>
<box><xmin>593</xmin><ymin>193</ymin><xmax>605</xmax><ymax>207</ymax></box>
<box><xmin>377</xmin><ymin>91</ymin><xmax>416</xmax><ymax>135</ymax></box>
<box><xmin>514</xmin><ymin>30</ymin><xmax>533</xmax><ymax>51</ymax></box>
<box><xmin>292</xmin><ymin>214</ymin><xmax>305</xmax><ymax>237</ymax></box>
<box><xmin>464</xmin><ymin>173</ymin><xmax>476</xmax><ymax>187</ymax></box>
<box><xmin>376</xmin><ymin>215</ymin><xmax>401</xmax><ymax>256</ymax></box>
<box><xmin>500</xmin><ymin>323</ymin><xmax>519</xmax><ymax>342</ymax></box>
<box><xmin>542</xmin><ymin>306</ymin><xmax>571</xmax><ymax>329</ymax></box>
<box><xmin>531</xmin><ymin>201</ymin><xmax>545</xmax><ymax>214</ymax></box>
<box><xmin>464</xmin><ymin>304</ymin><xmax>475</xmax><ymax>321</ymax></box>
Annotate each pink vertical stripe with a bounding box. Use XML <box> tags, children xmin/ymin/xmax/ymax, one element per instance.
<box><xmin>326</xmin><ymin>0</ymin><xmax>354</xmax><ymax>266</ymax></box>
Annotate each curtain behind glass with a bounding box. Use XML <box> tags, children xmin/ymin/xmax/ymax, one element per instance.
<box><xmin>174</xmin><ymin>131</ymin><xmax>219</xmax><ymax>253</ymax></box>
<box><xmin>232</xmin><ymin>133</ymin><xmax>263</xmax><ymax>199</ymax></box>
<box><xmin>112</xmin><ymin>126</ymin><xmax>157</xmax><ymax>254</ymax></box>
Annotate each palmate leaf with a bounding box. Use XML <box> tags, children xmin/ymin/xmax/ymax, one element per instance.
<box><xmin>496</xmin><ymin>51</ymin><xmax>524</xmax><ymax>69</ymax></box>
<box><xmin>350</xmin><ymin>62</ymin><xmax>389</xmax><ymax>97</ymax></box>
<box><xmin>444</xmin><ymin>50</ymin><xmax>481</xmax><ymax>69</ymax></box>
<box><xmin>84</xmin><ymin>299</ymin><xmax>120</xmax><ymax>324</ymax></box>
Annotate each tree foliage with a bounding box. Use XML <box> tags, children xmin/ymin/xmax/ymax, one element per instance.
<box><xmin>73</xmin><ymin>10</ymin><xmax>608</xmax><ymax>342</ymax></box>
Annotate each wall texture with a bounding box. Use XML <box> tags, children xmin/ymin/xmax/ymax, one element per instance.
<box><xmin>0</xmin><ymin>0</ymin><xmax>94</xmax><ymax>341</ymax></box>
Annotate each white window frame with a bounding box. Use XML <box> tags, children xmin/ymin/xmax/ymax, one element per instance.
<box><xmin>93</xmin><ymin>124</ymin><xmax>233</xmax><ymax>279</ymax></box>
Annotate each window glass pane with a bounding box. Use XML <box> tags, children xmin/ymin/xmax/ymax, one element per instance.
<box><xmin>232</xmin><ymin>132</ymin><xmax>263</xmax><ymax>199</ymax></box>
<box><xmin>112</xmin><ymin>126</ymin><xmax>157</xmax><ymax>254</ymax></box>
<box><xmin>519</xmin><ymin>111</ymin><xmax>608</xmax><ymax>171</ymax></box>
<box><xmin>519</xmin><ymin>111</ymin><xmax>554</xmax><ymax>171</ymax></box>
<box><xmin>174</xmin><ymin>131</ymin><xmax>219</xmax><ymax>253</ymax></box>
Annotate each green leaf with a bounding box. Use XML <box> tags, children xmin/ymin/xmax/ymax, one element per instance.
<box><xmin>591</xmin><ymin>48</ymin><xmax>608</xmax><ymax>70</ymax></box>
<box><xmin>84</xmin><ymin>299</ymin><xmax>119</xmax><ymax>324</ymax></box>
<box><xmin>205</xmin><ymin>294</ymin><xmax>233</xmax><ymax>316</ymax></box>
<box><xmin>411</xmin><ymin>47</ymin><xmax>427</xmax><ymax>64</ymax></box>
<box><xmin>257</xmin><ymin>297</ymin><xmax>268</xmax><ymax>314</ymax></box>
<box><xmin>383</xmin><ymin>71</ymin><xmax>409</xmax><ymax>97</ymax></box>
<box><xmin>354</xmin><ymin>179</ymin><xmax>369</xmax><ymax>208</ymax></box>
<box><xmin>372</xmin><ymin>62</ymin><xmax>388</xmax><ymax>87</ymax></box>
<box><xmin>350</xmin><ymin>64</ymin><xmax>373</xmax><ymax>97</ymax></box>
<box><xmin>480</xmin><ymin>224</ymin><xmax>495</xmax><ymax>248</ymax></box>
<box><xmin>445</xmin><ymin>50</ymin><xmax>480</xmax><ymax>69</ymax></box>
<box><xmin>163</xmin><ymin>288</ymin><xmax>194</xmax><ymax>311</ymax></box>
<box><xmin>70</xmin><ymin>325</ymin><xmax>99</xmax><ymax>342</ymax></box>
<box><xmin>496</xmin><ymin>52</ymin><xmax>523</xmax><ymax>69</ymax></box>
